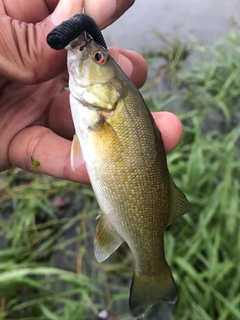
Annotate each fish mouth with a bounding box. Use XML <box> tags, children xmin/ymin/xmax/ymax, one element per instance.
<box><xmin>66</xmin><ymin>30</ymin><xmax>105</xmax><ymax>53</ymax></box>
<box><xmin>65</xmin><ymin>32</ymin><xmax>90</xmax><ymax>50</ymax></box>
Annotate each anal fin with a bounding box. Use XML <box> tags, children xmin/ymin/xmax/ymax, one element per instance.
<box><xmin>168</xmin><ymin>179</ymin><xmax>190</xmax><ymax>226</ymax></box>
<box><xmin>94</xmin><ymin>212</ymin><xmax>123</xmax><ymax>263</ymax></box>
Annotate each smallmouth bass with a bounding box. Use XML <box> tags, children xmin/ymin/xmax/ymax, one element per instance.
<box><xmin>67</xmin><ymin>34</ymin><xmax>189</xmax><ymax>319</ymax></box>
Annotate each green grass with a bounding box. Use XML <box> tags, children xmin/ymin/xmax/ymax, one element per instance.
<box><xmin>0</xmin><ymin>30</ymin><xmax>240</xmax><ymax>320</ymax></box>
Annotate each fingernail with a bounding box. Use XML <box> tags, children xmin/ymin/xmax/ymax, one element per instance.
<box><xmin>117</xmin><ymin>54</ymin><xmax>133</xmax><ymax>77</ymax></box>
<box><xmin>51</xmin><ymin>0</ymin><xmax>83</xmax><ymax>26</ymax></box>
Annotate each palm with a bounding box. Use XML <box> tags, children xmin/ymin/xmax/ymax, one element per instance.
<box><xmin>0</xmin><ymin>0</ymin><xmax>182</xmax><ymax>182</ymax></box>
<box><xmin>0</xmin><ymin>73</ymin><xmax>73</xmax><ymax>161</ymax></box>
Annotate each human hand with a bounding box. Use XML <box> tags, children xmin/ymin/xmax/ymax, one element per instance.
<box><xmin>0</xmin><ymin>0</ymin><xmax>182</xmax><ymax>184</ymax></box>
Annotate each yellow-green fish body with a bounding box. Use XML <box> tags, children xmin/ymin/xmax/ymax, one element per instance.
<box><xmin>67</xmin><ymin>35</ymin><xmax>189</xmax><ymax>319</ymax></box>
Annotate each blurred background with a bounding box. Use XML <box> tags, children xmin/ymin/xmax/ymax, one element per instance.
<box><xmin>0</xmin><ymin>1</ymin><xmax>240</xmax><ymax>319</ymax></box>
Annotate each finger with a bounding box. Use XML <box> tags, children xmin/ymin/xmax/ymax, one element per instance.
<box><xmin>84</xmin><ymin>0</ymin><xmax>135</xmax><ymax>29</ymax></box>
<box><xmin>8</xmin><ymin>126</ymin><xmax>90</xmax><ymax>184</ymax></box>
<box><xmin>0</xmin><ymin>0</ymin><xmax>83</xmax><ymax>83</ymax></box>
<box><xmin>0</xmin><ymin>0</ymin><xmax>50</xmax><ymax>22</ymax></box>
<box><xmin>49</xmin><ymin>108</ymin><xmax>181</xmax><ymax>156</ymax></box>
<box><xmin>1</xmin><ymin>0</ymin><xmax>77</xmax><ymax>22</ymax></box>
<box><xmin>47</xmin><ymin>88</ymin><xmax>74</xmax><ymax>140</ymax></box>
<box><xmin>8</xmin><ymin>112</ymin><xmax>181</xmax><ymax>183</ymax></box>
<box><xmin>152</xmin><ymin>112</ymin><xmax>182</xmax><ymax>153</ymax></box>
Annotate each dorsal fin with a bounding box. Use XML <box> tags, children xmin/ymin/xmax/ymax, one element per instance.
<box><xmin>168</xmin><ymin>179</ymin><xmax>190</xmax><ymax>226</ymax></box>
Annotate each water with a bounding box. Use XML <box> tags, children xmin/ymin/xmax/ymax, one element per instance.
<box><xmin>103</xmin><ymin>0</ymin><xmax>240</xmax><ymax>51</ymax></box>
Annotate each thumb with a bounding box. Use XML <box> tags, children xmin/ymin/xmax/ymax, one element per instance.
<box><xmin>0</xmin><ymin>0</ymin><xmax>83</xmax><ymax>84</ymax></box>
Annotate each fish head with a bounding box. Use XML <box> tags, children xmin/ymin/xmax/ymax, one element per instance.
<box><xmin>66</xmin><ymin>33</ymin><xmax>122</xmax><ymax>114</ymax></box>
<box><xmin>66</xmin><ymin>33</ymin><xmax>126</xmax><ymax>166</ymax></box>
<box><xmin>67</xmin><ymin>34</ymin><xmax>113</xmax><ymax>83</ymax></box>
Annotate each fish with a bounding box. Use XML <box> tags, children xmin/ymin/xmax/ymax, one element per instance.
<box><xmin>67</xmin><ymin>33</ymin><xmax>190</xmax><ymax>319</ymax></box>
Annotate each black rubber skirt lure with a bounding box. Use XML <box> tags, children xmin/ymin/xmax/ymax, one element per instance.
<box><xmin>46</xmin><ymin>13</ymin><xmax>107</xmax><ymax>50</ymax></box>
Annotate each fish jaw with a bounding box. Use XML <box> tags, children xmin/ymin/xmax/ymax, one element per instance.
<box><xmin>68</xmin><ymin>47</ymin><xmax>90</xmax><ymax>91</ymax></box>
<box><xmin>69</xmin><ymin>93</ymin><xmax>103</xmax><ymax>143</ymax></box>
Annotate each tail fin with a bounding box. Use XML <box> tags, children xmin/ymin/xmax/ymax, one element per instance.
<box><xmin>129</xmin><ymin>264</ymin><xmax>178</xmax><ymax>319</ymax></box>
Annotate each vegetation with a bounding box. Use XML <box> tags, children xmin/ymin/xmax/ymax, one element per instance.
<box><xmin>0</xmin><ymin>29</ymin><xmax>240</xmax><ymax>320</ymax></box>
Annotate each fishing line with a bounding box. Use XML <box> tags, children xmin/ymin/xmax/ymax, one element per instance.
<box><xmin>46</xmin><ymin>13</ymin><xmax>107</xmax><ymax>50</ymax></box>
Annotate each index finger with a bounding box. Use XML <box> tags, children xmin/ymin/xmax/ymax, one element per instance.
<box><xmin>84</xmin><ymin>0</ymin><xmax>135</xmax><ymax>29</ymax></box>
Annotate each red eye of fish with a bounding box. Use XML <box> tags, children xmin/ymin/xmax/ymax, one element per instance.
<box><xmin>94</xmin><ymin>51</ymin><xmax>106</xmax><ymax>64</ymax></box>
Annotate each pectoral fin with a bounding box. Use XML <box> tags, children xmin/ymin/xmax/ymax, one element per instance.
<box><xmin>168</xmin><ymin>179</ymin><xmax>190</xmax><ymax>226</ymax></box>
<box><xmin>70</xmin><ymin>134</ymin><xmax>84</xmax><ymax>171</ymax></box>
<box><xmin>94</xmin><ymin>212</ymin><xmax>123</xmax><ymax>263</ymax></box>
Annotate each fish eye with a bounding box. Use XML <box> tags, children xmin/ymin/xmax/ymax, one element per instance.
<box><xmin>93</xmin><ymin>51</ymin><xmax>106</xmax><ymax>64</ymax></box>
